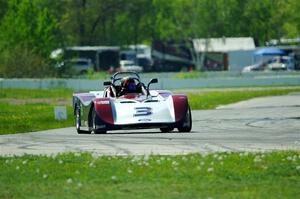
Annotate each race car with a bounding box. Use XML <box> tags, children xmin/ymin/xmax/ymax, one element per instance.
<box><xmin>73</xmin><ymin>72</ymin><xmax>192</xmax><ymax>134</ymax></box>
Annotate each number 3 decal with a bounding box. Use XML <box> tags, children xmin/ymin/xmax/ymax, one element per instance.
<box><xmin>134</xmin><ymin>107</ymin><xmax>152</xmax><ymax>117</ymax></box>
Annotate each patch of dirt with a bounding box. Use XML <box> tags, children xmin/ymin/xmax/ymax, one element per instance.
<box><xmin>0</xmin><ymin>98</ymin><xmax>71</xmax><ymax>105</ymax></box>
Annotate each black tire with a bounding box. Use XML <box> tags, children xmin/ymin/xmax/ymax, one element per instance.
<box><xmin>160</xmin><ymin>127</ymin><xmax>174</xmax><ymax>133</ymax></box>
<box><xmin>75</xmin><ymin>107</ymin><xmax>91</xmax><ymax>134</ymax></box>
<box><xmin>92</xmin><ymin>108</ymin><xmax>107</xmax><ymax>134</ymax></box>
<box><xmin>177</xmin><ymin>106</ymin><xmax>192</xmax><ymax>132</ymax></box>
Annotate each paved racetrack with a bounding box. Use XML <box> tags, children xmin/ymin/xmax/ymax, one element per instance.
<box><xmin>1</xmin><ymin>94</ymin><xmax>300</xmax><ymax>156</ymax></box>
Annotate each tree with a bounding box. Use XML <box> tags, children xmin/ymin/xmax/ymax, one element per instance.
<box><xmin>0</xmin><ymin>0</ymin><xmax>62</xmax><ymax>77</ymax></box>
<box><xmin>0</xmin><ymin>0</ymin><xmax>62</xmax><ymax>56</ymax></box>
<box><xmin>0</xmin><ymin>0</ymin><xmax>8</xmax><ymax>20</ymax></box>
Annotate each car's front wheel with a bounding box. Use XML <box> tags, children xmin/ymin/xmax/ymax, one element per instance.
<box><xmin>92</xmin><ymin>108</ymin><xmax>107</xmax><ymax>134</ymax></box>
<box><xmin>177</xmin><ymin>106</ymin><xmax>192</xmax><ymax>132</ymax></box>
<box><xmin>75</xmin><ymin>107</ymin><xmax>91</xmax><ymax>134</ymax></box>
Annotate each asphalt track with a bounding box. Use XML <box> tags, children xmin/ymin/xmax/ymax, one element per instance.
<box><xmin>0</xmin><ymin>94</ymin><xmax>299</xmax><ymax>156</ymax></box>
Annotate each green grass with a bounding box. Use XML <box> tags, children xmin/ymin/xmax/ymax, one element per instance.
<box><xmin>0</xmin><ymin>88</ymin><xmax>74</xmax><ymax>135</ymax></box>
<box><xmin>187</xmin><ymin>88</ymin><xmax>300</xmax><ymax>110</ymax></box>
<box><xmin>86</xmin><ymin>71</ymin><xmax>111</xmax><ymax>80</ymax></box>
<box><xmin>0</xmin><ymin>151</ymin><xmax>299</xmax><ymax>198</ymax></box>
<box><xmin>0</xmin><ymin>103</ymin><xmax>74</xmax><ymax>134</ymax></box>
<box><xmin>174</xmin><ymin>71</ymin><xmax>206</xmax><ymax>79</ymax></box>
<box><xmin>0</xmin><ymin>88</ymin><xmax>73</xmax><ymax>99</ymax></box>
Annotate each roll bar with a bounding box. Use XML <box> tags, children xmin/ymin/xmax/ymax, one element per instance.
<box><xmin>111</xmin><ymin>71</ymin><xmax>140</xmax><ymax>80</ymax></box>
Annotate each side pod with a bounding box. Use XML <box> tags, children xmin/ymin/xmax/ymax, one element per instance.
<box><xmin>172</xmin><ymin>95</ymin><xmax>189</xmax><ymax>122</ymax></box>
<box><xmin>93</xmin><ymin>98</ymin><xmax>114</xmax><ymax>125</ymax></box>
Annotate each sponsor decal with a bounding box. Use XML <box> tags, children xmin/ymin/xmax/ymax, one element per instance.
<box><xmin>134</xmin><ymin>107</ymin><xmax>152</xmax><ymax>117</ymax></box>
<box><xmin>97</xmin><ymin>100</ymin><xmax>110</xmax><ymax>104</ymax></box>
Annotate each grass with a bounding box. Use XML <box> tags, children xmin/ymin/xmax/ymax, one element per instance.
<box><xmin>0</xmin><ymin>88</ymin><xmax>73</xmax><ymax>99</ymax></box>
<box><xmin>0</xmin><ymin>87</ymin><xmax>300</xmax><ymax>134</ymax></box>
<box><xmin>174</xmin><ymin>71</ymin><xmax>206</xmax><ymax>79</ymax></box>
<box><xmin>86</xmin><ymin>71</ymin><xmax>206</xmax><ymax>80</ymax></box>
<box><xmin>0</xmin><ymin>151</ymin><xmax>299</xmax><ymax>198</ymax></box>
<box><xmin>1</xmin><ymin>88</ymin><xmax>299</xmax><ymax>198</ymax></box>
<box><xmin>0</xmin><ymin>103</ymin><xmax>74</xmax><ymax>134</ymax></box>
<box><xmin>0</xmin><ymin>88</ymin><xmax>74</xmax><ymax>135</ymax></box>
<box><xmin>86</xmin><ymin>71</ymin><xmax>111</xmax><ymax>80</ymax></box>
<box><xmin>86</xmin><ymin>70</ymin><xmax>300</xmax><ymax>80</ymax></box>
<box><xmin>187</xmin><ymin>88</ymin><xmax>300</xmax><ymax>110</ymax></box>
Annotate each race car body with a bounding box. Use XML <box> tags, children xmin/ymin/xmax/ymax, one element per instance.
<box><xmin>73</xmin><ymin>72</ymin><xmax>192</xmax><ymax>134</ymax></box>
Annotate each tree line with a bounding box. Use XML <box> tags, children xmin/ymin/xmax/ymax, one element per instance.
<box><xmin>0</xmin><ymin>0</ymin><xmax>299</xmax><ymax>77</ymax></box>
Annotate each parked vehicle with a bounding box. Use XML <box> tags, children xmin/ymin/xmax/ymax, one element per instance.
<box><xmin>121</xmin><ymin>45</ymin><xmax>153</xmax><ymax>72</ymax></box>
<box><xmin>73</xmin><ymin>72</ymin><xmax>192</xmax><ymax>134</ymax></box>
<box><xmin>120</xmin><ymin>60</ymin><xmax>143</xmax><ymax>72</ymax></box>
<box><xmin>242</xmin><ymin>62</ymin><xmax>267</xmax><ymax>72</ymax></box>
<box><xmin>266</xmin><ymin>56</ymin><xmax>294</xmax><ymax>71</ymax></box>
<box><xmin>65</xmin><ymin>58</ymin><xmax>94</xmax><ymax>74</ymax></box>
<box><xmin>51</xmin><ymin>46</ymin><xmax>120</xmax><ymax>71</ymax></box>
<box><xmin>242</xmin><ymin>56</ymin><xmax>294</xmax><ymax>72</ymax></box>
<box><xmin>55</xmin><ymin>58</ymin><xmax>94</xmax><ymax>75</ymax></box>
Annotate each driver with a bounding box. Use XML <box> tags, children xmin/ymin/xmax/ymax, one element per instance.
<box><xmin>119</xmin><ymin>77</ymin><xmax>137</xmax><ymax>96</ymax></box>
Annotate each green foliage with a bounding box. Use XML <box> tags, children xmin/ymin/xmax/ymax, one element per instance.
<box><xmin>38</xmin><ymin>0</ymin><xmax>300</xmax><ymax>47</ymax></box>
<box><xmin>87</xmin><ymin>67</ymin><xmax>95</xmax><ymax>79</ymax></box>
<box><xmin>0</xmin><ymin>0</ymin><xmax>62</xmax><ymax>78</ymax></box>
<box><xmin>1</xmin><ymin>0</ymin><xmax>300</xmax><ymax>77</ymax></box>
<box><xmin>0</xmin><ymin>46</ymin><xmax>53</xmax><ymax>78</ymax></box>
<box><xmin>0</xmin><ymin>151</ymin><xmax>299</xmax><ymax>198</ymax></box>
<box><xmin>0</xmin><ymin>0</ymin><xmax>8</xmax><ymax>20</ymax></box>
<box><xmin>0</xmin><ymin>0</ymin><xmax>61</xmax><ymax>57</ymax></box>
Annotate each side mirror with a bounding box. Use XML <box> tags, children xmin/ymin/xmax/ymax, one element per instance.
<box><xmin>149</xmin><ymin>78</ymin><xmax>158</xmax><ymax>84</ymax></box>
<box><xmin>147</xmin><ymin>78</ymin><xmax>158</xmax><ymax>96</ymax></box>
<box><xmin>103</xmin><ymin>81</ymin><xmax>112</xmax><ymax>86</ymax></box>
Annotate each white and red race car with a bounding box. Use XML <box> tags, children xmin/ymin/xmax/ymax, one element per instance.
<box><xmin>73</xmin><ymin>72</ymin><xmax>192</xmax><ymax>134</ymax></box>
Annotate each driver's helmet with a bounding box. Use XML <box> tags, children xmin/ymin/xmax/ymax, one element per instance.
<box><xmin>121</xmin><ymin>77</ymin><xmax>137</xmax><ymax>93</ymax></box>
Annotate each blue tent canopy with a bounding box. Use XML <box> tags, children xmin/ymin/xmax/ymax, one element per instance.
<box><xmin>254</xmin><ymin>48</ymin><xmax>286</xmax><ymax>56</ymax></box>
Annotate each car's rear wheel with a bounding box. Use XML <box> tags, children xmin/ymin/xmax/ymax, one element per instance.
<box><xmin>160</xmin><ymin>127</ymin><xmax>174</xmax><ymax>133</ymax></box>
<box><xmin>75</xmin><ymin>107</ymin><xmax>91</xmax><ymax>134</ymax></box>
<box><xmin>177</xmin><ymin>106</ymin><xmax>192</xmax><ymax>132</ymax></box>
<box><xmin>92</xmin><ymin>108</ymin><xmax>107</xmax><ymax>134</ymax></box>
